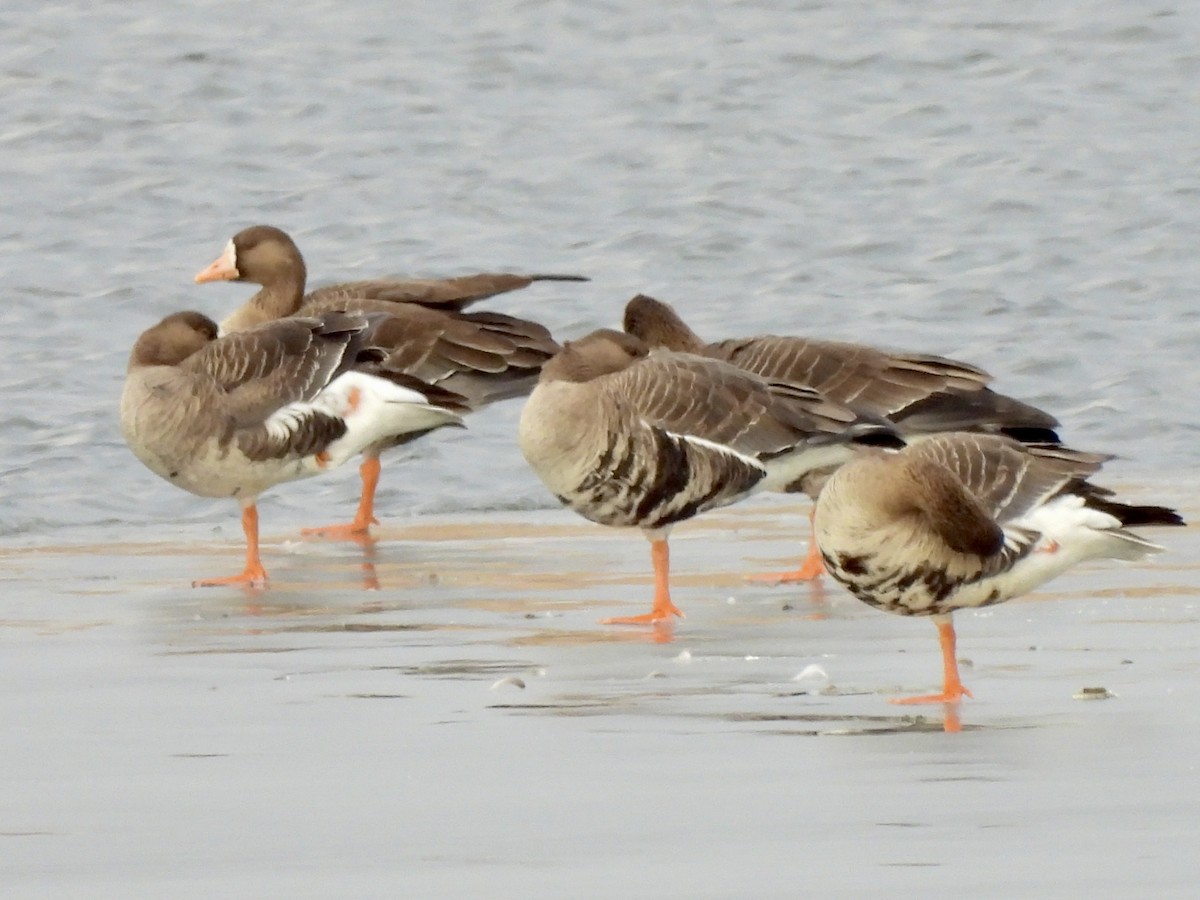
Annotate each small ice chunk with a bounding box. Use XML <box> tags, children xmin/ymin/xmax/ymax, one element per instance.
<box><xmin>793</xmin><ymin>664</ymin><xmax>829</xmax><ymax>685</ymax></box>
<box><xmin>489</xmin><ymin>676</ymin><xmax>526</xmax><ymax>691</ymax></box>
<box><xmin>673</xmin><ymin>650</ymin><xmax>692</xmax><ymax>663</ymax></box>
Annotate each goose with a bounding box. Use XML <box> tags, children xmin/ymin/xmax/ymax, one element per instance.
<box><xmin>518</xmin><ymin>329</ymin><xmax>901</xmax><ymax>624</ymax></box>
<box><xmin>812</xmin><ymin>432</ymin><xmax>1184</xmax><ymax>707</ymax></box>
<box><xmin>121</xmin><ymin>310</ymin><xmax>466</xmax><ymax>586</ymax></box>
<box><xmin>194</xmin><ymin>225</ymin><xmax>572</xmax><ymax>539</ymax></box>
<box><xmin>623</xmin><ymin>294</ymin><xmax>1062</xmax><ymax>582</ymax></box>
<box><xmin>194</xmin><ymin>224</ymin><xmax>587</xmax><ymax>332</ymax></box>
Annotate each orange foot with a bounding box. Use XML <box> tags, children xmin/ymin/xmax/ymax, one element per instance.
<box><xmin>301</xmin><ymin>518</ymin><xmax>379</xmax><ymax>544</ymax></box>
<box><xmin>888</xmin><ymin>686</ymin><xmax>974</xmax><ymax>706</ymax></box>
<box><xmin>744</xmin><ymin>555</ymin><xmax>825</xmax><ymax>585</ymax></box>
<box><xmin>601</xmin><ymin>602</ymin><xmax>684</xmax><ymax>626</ymax></box>
<box><xmin>192</xmin><ymin>565</ymin><xmax>268</xmax><ymax>589</ymax></box>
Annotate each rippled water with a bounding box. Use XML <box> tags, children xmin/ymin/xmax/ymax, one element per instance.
<box><xmin>2</xmin><ymin>0</ymin><xmax>1198</xmax><ymax>537</ymax></box>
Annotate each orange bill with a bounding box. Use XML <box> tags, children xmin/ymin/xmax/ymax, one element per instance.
<box><xmin>194</xmin><ymin>240</ymin><xmax>239</xmax><ymax>283</ymax></box>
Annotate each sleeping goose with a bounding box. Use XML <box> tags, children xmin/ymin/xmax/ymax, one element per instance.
<box><xmin>813</xmin><ymin>432</ymin><xmax>1184</xmax><ymax>708</ymax></box>
<box><xmin>518</xmin><ymin>329</ymin><xmax>901</xmax><ymax>624</ymax></box>
<box><xmin>194</xmin><ymin>225</ymin><xmax>569</xmax><ymax>539</ymax></box>
<box><xmin>121</xmin><ymin>310</ymin><xmax>466</xmax><ymax>586</ymax></box>
<box><xmin>624</xmin><ymin>294</ymin><xmax>1062</xmax><ymax>582</ymax></box>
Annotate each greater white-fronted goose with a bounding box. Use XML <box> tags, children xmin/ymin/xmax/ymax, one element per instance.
<box><xmin>121</xmin><ymin>310</ymin><xmax>466</xmax><ymax>586</ymax></box>
<box><xmin>813</xmin><ymin>433</ymin><xmax>1184</xmax><ymax>713</ymax></box>
<box><xmin>518</xmin><ymin>329</ymin><xmax>901</xmax><ymax>625</ymax></box>
<box><xmin>195</xmin><ymin>224</ymin><xmax>587</xmax><ymax>332</ymax></box>
<box><xmin>194</xmin><ymin>225</ymin><xmax>571</xmax><ymax>539</ymax></box>
<box><xmin>624</xmin><ymin>294</ymin><xmax>1063</xmax><ymax>582</ymax></box>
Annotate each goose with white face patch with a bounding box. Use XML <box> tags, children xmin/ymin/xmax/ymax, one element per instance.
<box><xmin>193</xmin><ymin>225</ymin><xmax>578</xmax><ymax>540</ymax></box>
<box><xmin>194</xmin><ymin>224</ymin><xmax>588</xmax><ymax>332</ymax></box>
<box><xmin>812</xmin><ymin>432</ymin><xmax>1185</xmax><ymax>709</ymax></box>
<box><xmin>120</xmin><ymin>310</ymin><xmax>465</xmax><ymax>587</ymax></box>
<box><xmin>518</xmin><ymin>328</ymin><xmax>901</xmax><ymax>625</ymax></box>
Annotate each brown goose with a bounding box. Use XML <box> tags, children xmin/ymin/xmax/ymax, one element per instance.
<box><xmin>195</xmin><ymin>224</ymin><xmax>587</xmax><ymax>332</ymax></box>
<box><xmin>624</xmin><ymin>294</ymin><xmax>1062</xmax><ymax>582</ymax></box>
<box><xmin>194</xmin><ymin>225</ymin><xmax>572</xmax><ymax>538</ymax></box>
<box><xmin>813</xmin><ymin>433</ymin><xmax>1184</xmax><ymax>714</ymax></box>
<box><xmin>121</xmin><ymin>310</ymin><xmax>466</xmax><ymax>586</ymax></box>
<box><xmin>518</xmin><ymin>329</ymin><xmax>901</xmax><ymax>624</ymax></box>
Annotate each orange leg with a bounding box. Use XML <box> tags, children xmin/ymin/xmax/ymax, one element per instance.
<box><xmin>193</xmin><ymin>503</ymin><xmax>269</xmax><ymax>588</ymax></box>
<box><xmin>745</xmin><ymin>508</ymin><xmax>826</xmax><ymax>584</ymax></box>
<box><xmin>890</xmin><ymin>616</ymin><xmax>974</xmax><ymax>706</ymax></box>
<box><xmin>302</xmin><ymin>456</ymin><xmax>383</xmax><ymax>542</ymax></box>
<box><xmin>602</xmin><ymin>539</ymin><xmax>685</xmax><ymax>625</ymax></box>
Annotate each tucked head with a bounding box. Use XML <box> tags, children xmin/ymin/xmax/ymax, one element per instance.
<box><xmin>622</xmin><ymin>294</ymin><xmax>705</xmax><ymax>353</ymax></box>
<box><xmin>540</xmin><ymin>328</ymin><xmax>649</xmax><ymax>383</ymax></box>
<box><xmin>842</xmin><ymin>451</ymin><xmax>1005</xmax><ymax>559</ymax></box>
<box><xmin>194</xmin><ymin>225</ymin><xmax>305</xmax><ymax>287</ymax></box>
<box><xmin>128</xmin><ymin>311</ymin><xmax>219</xmax><ymax>369</ymax></box>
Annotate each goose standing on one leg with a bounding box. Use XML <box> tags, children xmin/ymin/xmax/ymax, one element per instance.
<box><xmin>121</xmin><ymin>310</ymin><xmax>465</xmax><ymax>586</ymax></box>
<box><xmin>623</xmin><ymin>294</ymin><xmax>1062</xmax><ymax>584</ymax></box>
<box><xmin>812</xmin><ymin>433</ymin><xmax>1184</xmax><ymax>710</ymax></box>
<box><xmin>518</xmin><ymin>329</ymin><xmax>901</xmax><ymax>625</ymax></box>
<box><xmin>193</xmin><ymin>225</ymin><xmax>574</xmax><ymax>539</ymax></box>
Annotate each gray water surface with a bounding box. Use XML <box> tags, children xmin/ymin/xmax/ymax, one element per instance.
<box><xmin>2</xmin><ymin>0</ymin><xmax>1198</xmax><ymax>537</ymax></box>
